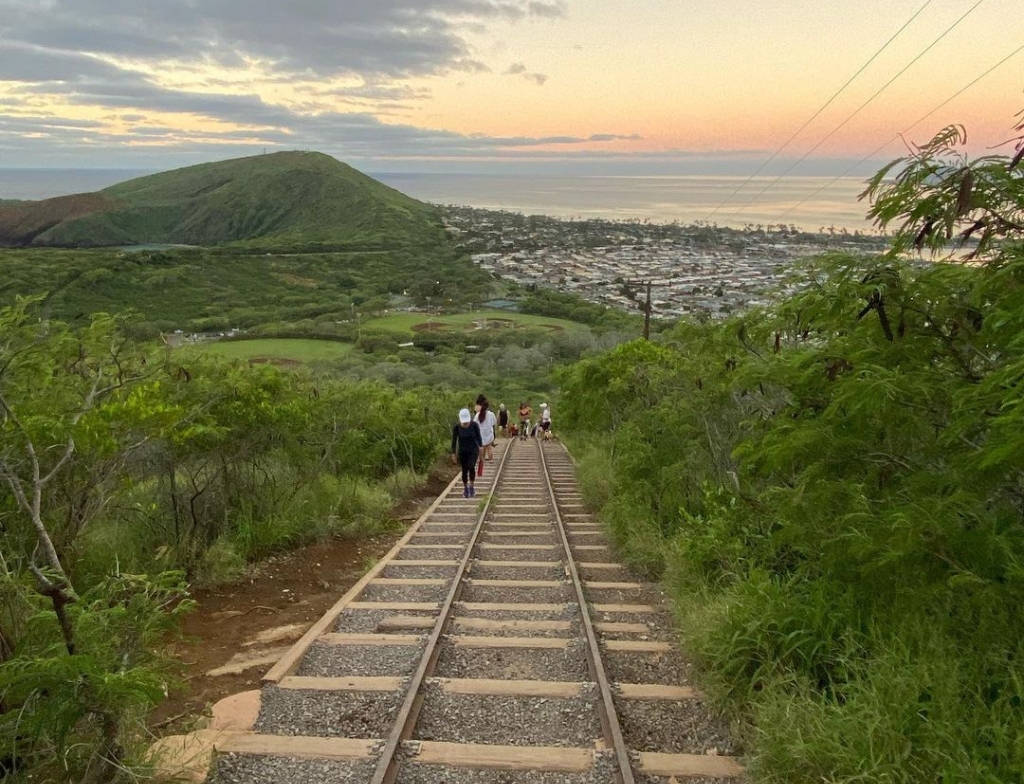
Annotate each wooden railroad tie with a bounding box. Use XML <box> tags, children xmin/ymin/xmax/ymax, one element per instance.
<box><xmin>278</xmin><ymin>675</ymin><xmax>405</xmax><ymax>692</ymax></box>
<box><xmin>217</xmin><ymin>734</ymin><xmax>376</xmax><ymax>761</ymax></box>
<box><xmin>427</xmin><ymin>677</ymin><xmax>588</xmax><ymax>698</ymax></box>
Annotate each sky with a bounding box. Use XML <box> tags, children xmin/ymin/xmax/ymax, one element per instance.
<box><xmin>0</xmin><ymin>0</ymin><xmax>1021</xmax><ymax>175</ymax></box>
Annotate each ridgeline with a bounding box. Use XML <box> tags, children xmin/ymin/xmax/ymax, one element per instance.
<box><xmin>0</xmin><ymin>151</ymin><xmax>441</xmax><ymax>249</ymax></box>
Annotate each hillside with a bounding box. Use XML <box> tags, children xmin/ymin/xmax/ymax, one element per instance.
<box><xmin>0</xmin><ymin>152</ymin><xmax>442</xmax><ymax>249</ymax></box>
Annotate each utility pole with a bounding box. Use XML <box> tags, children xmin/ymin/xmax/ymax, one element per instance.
<box><xmin>643</xmin><ymin>280</ymin><xmax>652</xmax><ymax>340</ymax></box>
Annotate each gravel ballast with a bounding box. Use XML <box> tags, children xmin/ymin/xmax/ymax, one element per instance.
<box><xmin>359</xmin><ymin>582</ymin><xmax>451</xmax><ymax>603</ymax></box>
<box><xmin>396</xmin><ymin>547</ymin><xmax>465</xmax><ymax>561</ymax></box>
<box><xmin>336</xmin><ymin>608</ymin><xmax>437</xmax><ymax>634</ymax></box>
<box><xmin>582</xmin><ymin>586</ymin><xmax>658</xmax><ymax>605</ymax></box>
<box><xmin>418</xmin><ymin>523</ymin><xmax>476</xmax><ymax>533</ymax></box>
<box><xmin>617</xmin><ymin>698</ymin><xmax>739</xmax><ymax>755</ymax></box>
<box><xmin>479</xmin><ymin>535</ymin><xmax>559</xmax><ymax>547</ymax></box>
<box><xmin>460</xmin><ymin>582</ymin><xmax>572</xmax><ymax>605</ymax></box>
<box><xmin>577</xmin><ymin>566</ymin><xmax>632</xmax><ymax>583</ymax></box>
<box><xmin>256</xmin><ymin>685</ymin><xmax>401</xmax><ymax>739</ymax></box>
<box><xmin>214</xmin><ymin>753</ymin><xmax>379</xmax><ymax>784</ymax></box>
<box><xmin>469</xmin><ymin>563</ymin><xmax>565</xmax><ymax>581</ymax></box>
<box><xmin>413</xmin><ymin>686</ymin><xmax>601</xmax><ymax>747</ymax></box>
<box><xmin>410</xmin><ymin>533</ymin><xmax>473</xmax><ymax>545</ymax></box>
<box><xmin>297</xmin><ymin>641</ymin><xmax>425</xmax><ymax>678</ymax></box>
<box><xmin>475</xmin><ymin>546</ymin><xmax>562</xmax><ymax>561</ymax></box>
<box><xmin>602</xmin><ymin>647</ymin><xmax>694</xmax><ymax>686</ymax></box>
<box><xmin>453</xmin><ymin>603</ymin><xmax>577</xmax><ymax>621</ymax></box>
<box><xmin>381</xmin><ymin>564</ymin><xmax>460</xmax><ymax>580</ymax></box>
<box><xmin>637</xmin><ymin>776</ymin><xmax>746</xmax><ymax>784</ymax></box>
<box><xmin>592</xmin><ymin>610</ymin><xmax>675</xmax><ymax>642</ymax></box>
<box><xmin>395</xmin><ymin>749</ymin><xmax>618</xmax><ymax>784</ymax></box>
<box><xmin>434</xmin><ymin>639</ymin><xmax>589</xmax><ymax>681</ymax></box>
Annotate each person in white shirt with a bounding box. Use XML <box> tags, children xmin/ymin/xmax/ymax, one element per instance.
<box><xmin>538</xmin><ymin>403</ymin><xmax>552</xmax><ymax>439</ymax></box>
<box><xmin>475</xmin><ymin>395</ymin><xmax>498</xmax><ymax>461</ymax></box>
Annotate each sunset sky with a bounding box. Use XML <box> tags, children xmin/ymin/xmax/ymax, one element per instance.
<box><xmin>0</xmin><ymin>0</ymin><xmax>1021</xmax><ymax>174</ymax></box>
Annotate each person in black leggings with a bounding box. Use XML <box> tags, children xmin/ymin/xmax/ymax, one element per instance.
<box><xmin>451</xmin><ymin>407</ymin><xmax>483</xmax><ymax>498</ymax></box>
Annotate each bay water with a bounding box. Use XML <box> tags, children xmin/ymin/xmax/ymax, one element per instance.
<box><xmin>1</xmin><ymin>169</ymin><xmax>878</xmax><ymax>234</ymax></box>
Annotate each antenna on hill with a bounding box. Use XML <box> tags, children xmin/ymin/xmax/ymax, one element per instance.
<box><xmin>643</xmin><ymin>280</ymin><xmax>652</xmax><ymax>341</ymax></box>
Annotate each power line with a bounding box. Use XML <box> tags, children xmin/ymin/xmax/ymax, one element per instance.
<box><xmin>720</xmin><ymin>0</ymin><xmax>988</xmax><ymax>226</ymax></box>
<box><xmin>777</xmin><ymin>39</ymin><xmax>1024</xmax><ymax>225</ymax></box>
<box><xmin>705</xmin><ymin>0</ymin><xmax>935</xmax><ymax>221</ymax></box>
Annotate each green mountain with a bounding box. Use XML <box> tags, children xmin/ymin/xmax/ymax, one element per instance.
<box><xmin>0</xmin><ymin>152</ymin><xmax>441</xmax><ymax>249</ymax></box>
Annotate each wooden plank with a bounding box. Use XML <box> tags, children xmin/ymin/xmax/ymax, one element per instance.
<box><xmin>371</xmin><ymin>578</ymin><xmax>448</xmax><ymax>586</ymax></box>
<box><xmin>478</xmin><ymin>544</ymin><xmax>557</xmax><ymax>550</ymax></box>
<box><xmin>578</xmin><ymin>562</ymin><xmax>623</xmax><ymax>569</ymax></box>
<box><xmin>217</xmin><ymin>734</ymin><xmax>377</xmax><ymax>761</ymax></box>
<box><xmin>638</xmin><ymin>751</ymin><xmax>744</xmax><ymax>778</ymax></box>
<box><xmin>449</xmin><ymin>635</ymin><xmax>569</xmax><ymax>649</ymax></box>
<box><xmin>348</xmin><ymin>601</ymin><xmax>440</xmax><ymax>610</ymax></box>
<box><xmin>320</xmin><ymin>633</ymin><xmax>422</xmax><ymax>646</ymax></box>
<box><xmin>400</xmin><ymin>544</ymin><xmax>464</xmax><ymax>550</ymax></box>
<box><xmin>430</xmin><ymin>677</ymin><xmax>586</xmax><ymax>698</ymax></box>
<box><xmin>616</xmin><ymin>683</ymin><xmax>700</xmax><ymax>701</ymax></box>
<box><xmin>279</xmin><ymin>676</ymin><xmax>404</xmax><ymax>692</ymax></box>
<box><xmin>593</xmin><ymin>603</ymin><xmax>655</xmax><ymax>613</ymax></box>
<box><xmin>573</xmin><ymin>545</ymin><xmax>608</xmax><ymax>550</ymax></box>
<box><xmin>458</xmin><ymin>602</ymin><xmax>569</xmax><ymax>612</ymax></box>
<box><xmin>585</xmin><ymin>582</ymin><xmax>645</xmax><ymax>590</ymax></box>
<box><xmin>603</xmin><ymin>640</ymin><xmax>672</xmax><ymax>653</ymax></box>
<box><xmin>453</xmin><ymin>618</ymin><xmax>571</xmax><ymax>633</ymax></box>
<box><xmin>409</xmin><ymin>741</ymin><xmax>593</xmax><ymax>772</ymax></box>
<box><xmin>595</xmin><ymin>622</ymin><xmax>650</xmax><ymax>634</ymax></box>
<box><xmin>262</xmin><ymin>470</ymin><xmax>461</xmax><ymax>683</ymax></box>
<box><xmin>467</xmin><ymin>579</ymin><xmax>562</xmax><ymax>588</ymax></box>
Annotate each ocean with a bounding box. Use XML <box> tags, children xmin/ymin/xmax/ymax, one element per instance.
<box><xmin>0</xmin><ymin>169</ymin><xmax>878</xmax><ymax>234</ymax></box>
<box><xmin>374</xmin><ymin>173</ymin><xmax>878</xmax><ymax>234</ymax></box>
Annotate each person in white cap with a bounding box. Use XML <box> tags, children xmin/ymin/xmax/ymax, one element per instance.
<box><xmin>450</xmin><ymin>407</ymin><xmax>483</xmax><ymax>498</ymax></box>
<box><xmin>497</xmin><ymin>403</ymin><xmax>509</xmax><ymax>438</ymax></box>
<box><xmin>539</xmin><ymin>403</ymin><xmax>552</xmax><ymax>439</ymax></box>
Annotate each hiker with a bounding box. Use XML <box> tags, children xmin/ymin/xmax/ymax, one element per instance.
<box><xmin>497</xmin><ymin>403</ymin><xmax>509</xmax><ymax>437</ymax></box>
<box><xmin>517</xmin><ymin>400</ymin><xmax>532</xmax><ymax>441</ymax></box>
<box><xmin>475</xmin><ymin>394</ymin><xmax>498</xmax><ymax>461</ymax></box>
<box><xmin>451</xmin><ymin>407</ymin><xmax>483</xmax><ymax>497</ymax></box>
<box><xmin>539</xmin><ymin>402</ymin><xmax>552</xmax><ymax>439</ymax></box>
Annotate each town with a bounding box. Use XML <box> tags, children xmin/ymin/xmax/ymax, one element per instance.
<box><xmin>443</xmin><ymin>206</ymin><xmax>890</xmax><ymax>319</ymax></box>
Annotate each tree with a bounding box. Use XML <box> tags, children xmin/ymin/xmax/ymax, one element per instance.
<box><xmin>0</xmin><ymin>298</ymin><xmax>189</xmax><ymax>783</ymax></box>
<box><xmin>862</xmin><ymin>115</ymin><xmax>1024</xmax><ymax>259</ymax></box>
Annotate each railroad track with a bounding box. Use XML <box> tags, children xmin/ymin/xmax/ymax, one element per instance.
<box><xmin>212</xmin><ymin>439</ymin><xmax>744</xmax><ymax>783</ymax></box>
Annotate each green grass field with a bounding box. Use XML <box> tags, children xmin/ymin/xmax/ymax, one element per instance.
<box><xmin>194</xmin><ymin>338</ymin><xmax>353</xmax><ymax>363</ymax></box>
<box><xmin>363</xmin><ymin>310</ymin><xmax>584</xmax><ymax>334</ymax></box>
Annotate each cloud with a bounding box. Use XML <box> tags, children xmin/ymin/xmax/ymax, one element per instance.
<box><xmin>0</xmin><ymin>1</ymin><xmax>643</xmax><ymax>165</ymax></box>
<box><xmin>0</xmin><ymin>0</ymin><xmax>565</xmax><ymax>80</ymax></box>
<box><xmin>503</xmin><ymin>61</ymin><xmax>547</xmax><ymax>85</ymax></box>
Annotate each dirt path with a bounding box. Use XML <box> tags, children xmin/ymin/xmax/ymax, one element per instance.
<box><xmin>150</xmin><ymin>479</ymin><xmax>448</xmax><ymax>735</ymax></box>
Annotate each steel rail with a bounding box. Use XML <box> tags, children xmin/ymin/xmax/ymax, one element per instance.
<box><xmin>538</xmin><ymin>438</ymin><xmax>636</xmax><ymax>784</ymax></box>
<box><xmin>368</xmin><ymin>441</ymin><xmax>514</xmax><ymax>784</ymax></box>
